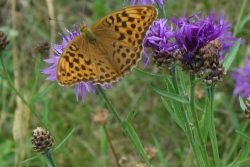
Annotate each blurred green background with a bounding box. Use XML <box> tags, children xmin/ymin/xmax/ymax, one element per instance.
<box><xmin>0</xmin><ymin>0</ymin><xmax>250</xmax><ymax>166</ymax></box>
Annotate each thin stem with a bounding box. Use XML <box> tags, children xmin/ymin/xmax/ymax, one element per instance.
<box><xmin>96</xmin><ymin>85</ymin><xmax>122</xmax><ymax>126</ymax></box>
<box><xmin>0</xmin><ymin>55</ymin><xmax>29</xmax><ymax>107</ymax></box>
<box><xmin>207</xmin><ymin>85</ymin><xmax>220</xmax><ymax>167</ymax></box>
<box><xmin>190</xmin><ymin>74</ymin><xmax>210</xmax><ymax>166</ymax></box>
<box><xmin>96</xmin><ymin>85</ymin><xmax>150</xmax><ymax>166</ymax></box>
<box><xmin>46</xmin><ymin>0</ymin><xmax>56</xmax><ymax>44</ymax></box>
<box><xmin>170</xmin><ymin>66</ymin><xmax>179</xmax><ymax>94</ymax></box>
<box><xmin>103</xmin><ymin>125</ymin><xmax>121</xmax><ymax>167</ymax></box>
<box><xmin>170</xmin><ymin>67</ymin><xmax>205</xmax><ymax>166</ymax></box>
<box><xmin>0</xmin><ymin>53</ymin><xmax>46</xmax><ymax>127</ymax></box>
<box><xmin>45</xmin><ymin>151</ymin><xmax>56</xmax><ymax>167</ymax></box>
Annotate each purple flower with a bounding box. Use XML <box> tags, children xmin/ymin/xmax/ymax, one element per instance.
<box><xmin>231</xmin><ymin>59</ymin><xmax>250</xmax><ymax>97</ymax></box>
<box><xmin>41</xmin><ymin>27</ymin><xmax>108</xmax><ymax>102</ymax></box>
<box><xmin>127</xmin><ymin>0</ymin><xmax>165</xmax><ymax>7</ymax></box>
<box><xmin>143</xmin><ymin>19</ymin><xmax>177</xmax><ymax>66</ymax></box>
<box><xmin>172</xmin><ymin>11</ymin><xmax>236</xmax><ymax>61</ymax></box>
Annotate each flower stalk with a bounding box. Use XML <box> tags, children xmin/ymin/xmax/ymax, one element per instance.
<box><xmin>45</xmin><ymin>151</ymin><xmax>57</xmax><ymax>167</ymax></box>
<box><xmin>190</xmin><ymin>74</ymin><xmax>210</xmax><ymax>166</ymax></box>
<box><xmin>103</xmin><ymin>125</ymin><xmax>121</xmax><ymax>167</ymax></box>
<box><xmin>207</xmin><ymin>85</ymin><xmax>220</xmax><ymax>166</ymax></box>
<box><xmin>96</xmin><ymin>85</ymin><xmax>122</xmax><ymax>126</ymax></box>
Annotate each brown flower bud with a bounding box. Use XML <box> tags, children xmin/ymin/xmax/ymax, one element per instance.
<box><xmin>0</xmin><ymin>31</ymin><xmax>9</xmax><ymax>51</ymax></box>
<box><xmin>34</xmin><ymin>41</ymin><xmax>50</xmax><ymax>55</ymax></box>
<box><xmin>245</xmin><ymin>96</ymin><xmax>250</xmax><ymax>119</ymax></box>
<box><xmin>31</xmin><ymin>127</ymin><xmax>54</xmax><ymax>153</ymax></box>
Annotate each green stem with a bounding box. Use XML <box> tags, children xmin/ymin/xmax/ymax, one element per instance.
<box><xmin>31</xmin><ymin>55</ymin><xmax>41</xmax><ymax>96</ymax></box>
<box><xmin>103</xmin><ymin>125</ymin><xmax>121</xmax><ymax>167</ymax></box>
<box><xmin>207</xmin><ymin>85</ymin><xmax>220</xmax><ymax>167</ymax></box>
<box><xmin>170</xmin><ymin>66</ymin><xmax>179</xmax><ymax>94</ymax></box>
<box><xmin>96</xmin><ymin>85</ymin><xmax>123</xmax><ymax>127</ymax></box>
<box><xmin>0</xmin><ymin>52</ymin><xmax>45</xmax><ymax>126</ymax></box>
<box><xmin>170</xmin><ymin>68</ymin><xmax>205</xmax><ymax>166</ymax></box>
<box><xmin>45</xmin><ymin>151</ymin><xmax>56</xmax><ymax>167</ymax></box>
<box><xmin>190</xmin><ymin>74</ymin><xmax>210</xmax><ymax>166</ymax></box>
<box><xmin>0</xmin><ymin>55</ymin><xmax>30</xmax><ymax>108</ymax></box>
<box><xmin>96</xmin><ymin>85</ymin><xmax>150</xmax><ymax>166</ymax></box>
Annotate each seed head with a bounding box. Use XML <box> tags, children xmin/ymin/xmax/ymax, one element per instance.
<box><xmin>31</xmin><ymin>127</ymin><xmax>54</xmax><ymax>153</ymax></box>
<box><xmin>245</xmin><ymin>96</ymin><xmax>250</xmax><ymax>119</ymax></box>
<box><xmin>34</xmin><ymin>41</ymin><xmax>50</xmax><ymax>55</ymax></box>
<box><xmin>0</xmin><ymin>31</ymin><xmax>9</xmax><ymax>51</ymax></box>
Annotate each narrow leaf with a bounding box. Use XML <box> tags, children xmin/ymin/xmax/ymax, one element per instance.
<box><xmin>223</xmin><ymin>39</ymin><xmax>241</xmax><ymax>71</ymax></box>
<box><xmin>152</xmin><ymin>86</ymin><xmax>189</xmax><ymax>103</ymax></box>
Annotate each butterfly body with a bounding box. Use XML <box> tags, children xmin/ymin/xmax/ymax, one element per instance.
<box><xmin>80</xmin><ymin>26</ymin><xmax>97</xmax><ymax>44</ymax></box>
<box><xmin>56</xmin><ymin>5</ymin><xmax>158</xmax><ymax>86</ymax></box>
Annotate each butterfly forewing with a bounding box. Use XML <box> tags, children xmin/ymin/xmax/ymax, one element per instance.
<box><xmin>56</xmin><ymin>6</ymin><xmax>157</xmax><ymax>86</ymax></box>
<box><xmin>92</xmin><ymin>6</ymin><xmax>158</xmax><ymax>82</ymax></box>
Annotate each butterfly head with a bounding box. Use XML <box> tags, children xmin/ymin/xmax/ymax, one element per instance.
<box><xmin>79</xmin><ymin>23</ymin><xmax>88</xmax><ymax>33</ymax></box>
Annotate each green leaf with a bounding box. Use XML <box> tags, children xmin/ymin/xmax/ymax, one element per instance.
<box><xmin>124</xmin><ymin>123</ymin><xmax>150</xmax><ymax>166</ymax></box>
<box><xmin>126</xmin><ymin>90</ymin><xmax>147</xmax><ymax>123</ymax></box>
<box><xmin>151</xmin><ymin>86</ymin><xmax>189</xmax><ymax>104</ymax></box>
<box><xmin>223</xmin><ymin>39</ymin><xmax>241</xmax><ymax>71</ymax></box>
<box><xmin>53</xmin><ymin>128</ymin><xmax>76</xmax><ymax>152</ymax></box>
<box><xmin>161</xmin><ymin>97</ymin><xmax>184</xmax><ymax>130</ymax></box>
<box><xmin>30</xmin><ymin>84</ymin><xmax>55</xmax><ymax>105</ymax></box>
<box><xmin>134</xmin><ymin>67</ymin><xmax>170</xmax><ymax>78</ymax></box>
<box><xmin>238</xmin><ymin>14</ymin><xmax>250</xmax><ymax>34</ymax></box>
<box><xmin>153</xmin><ymin>137</ymin><xmax>169</xmax><ymax>167</ymax></box>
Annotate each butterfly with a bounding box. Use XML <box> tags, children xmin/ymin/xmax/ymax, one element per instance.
<box><xmin>56</xmin><ymin>5</ymin><xmax>158</xmax><ymax>86</ymax></box>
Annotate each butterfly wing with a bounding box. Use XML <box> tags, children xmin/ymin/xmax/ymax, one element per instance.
<box><xmin>91</xmin><ymin>5</ymin><xmax>158</xmax><ymax>81</ymax></box>
<box><xmin>56</xmin><ymin>36</ymin><xmax>97</xmax><ymax>85</ymax></box>
<box><xmin>56</xmin><ymin>35</ymin><xmax>120</xmax><ymax>85</ymax></box>
<box><xmin>57</xmin><ymin>6</ymin><xmax>158</xmax><ymax>86</ymax></box>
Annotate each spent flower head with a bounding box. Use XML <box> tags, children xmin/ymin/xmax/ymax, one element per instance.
<box><xmin>244</xmin><ymin>95</ymin><xmax>250</xmax><ymax>119</ymax></box>
<box><xmin>41</xmin><ymin>27</ymin><xmax>108</xmax><ymax>102</ymax></box>
<box><xmin>31</xmin><ymin>127</ymin><xmax>54</xmax><ymax>153</ymax></box>
<box><xmin>231</xmin><ymin>59</ymin><xmax>250</xmax><ymax>98</ymax></box>
<box><xmin>0</xmin><ymin>31</ymin><xmax>9</xmax><ymax>51</ymax></box>
<box><xmin>34</xmin><ymin>41</ymin><xmax>50</xmax><ymax>55</ymax></box>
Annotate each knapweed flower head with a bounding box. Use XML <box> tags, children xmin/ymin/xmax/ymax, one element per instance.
<box><xmin>172</xmin><ymin>11</ymin><xmax>236</xmax><ymax>61</ymax></box>
<box><xmin>128</xmin><ymin>0</ymin><xmax>165</xmax><ymax>7</ymax></box>
<box><xmin>231</xmin><ymin>59</ymin><xmax>250</xmax><ymax>98</ymax></box>
<box><xmin>173</xmin><ymin>12</ymin><xmax>236</xmax><ymax>83</ymax></box>
<box><xmin>143</xmin><ymin>19</ymin><xmax>180</xmax><ymax>67</ymax></box>
<box><xmin>144</xmin><ymin>11</ymin><xmax>237</xmax><ymax>84</ymax></box>
<box><xmin>41</xmin><ymin>27</ymin><xmax>108</xmax><ymax>102</ymax></box>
